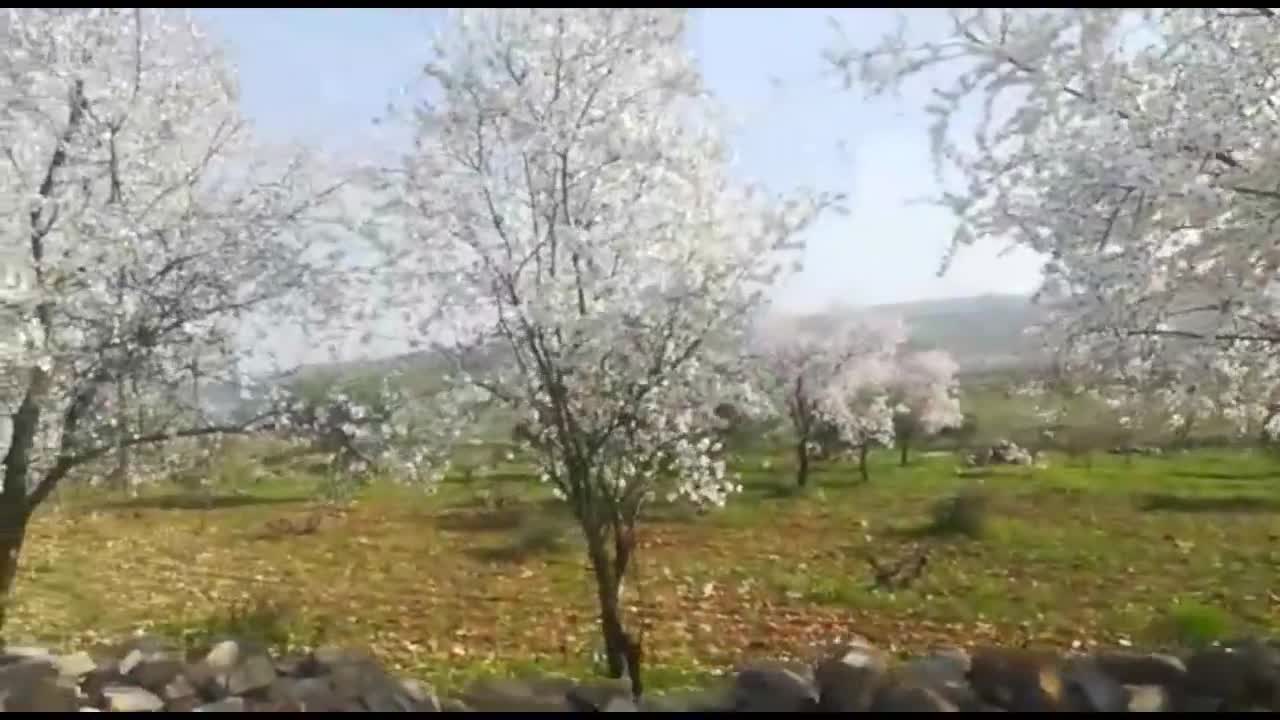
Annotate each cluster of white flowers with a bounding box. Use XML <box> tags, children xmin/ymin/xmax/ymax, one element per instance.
<box><xmin>375</xmin><ymin>8</ymin><xmax>838</xmax><ymax>519</ymax></box>
<box><xmin>827</xmin><ymin>8</ymin><xmax>1280</xmax><ymax>437</ymax></box>
<box><xmin>0</xmin><ymin>9</ymin><xmax>374</xmax><ymax>498</ymax></box>
<box><xmin>750</xmin><ymin>304</ymin><xmax>963</xmax><ymax>455</ymax></box>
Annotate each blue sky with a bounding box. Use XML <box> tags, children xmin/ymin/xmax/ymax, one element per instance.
<box><xmin>195</xmin><ymin>8</ymin><xmax>1045</xmax><ymax>313</ymax></box>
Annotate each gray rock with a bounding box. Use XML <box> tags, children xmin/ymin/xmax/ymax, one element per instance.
<box><xmin>103</xmin><ymin>685</ymin><xmax>165</xmax><ymax>712</ymax></box>
<box><xmin>203</xmin><ymin>640</ymin><xmax>241</xmax><ymax>672</ymax></box>
<box><xmin>183</xmin><ymin>662</ymin><xmax>229</xmax><ymax>701</ymax></box>
<box><xmin>162</xmin><ymin>673</ymin><xmax>197</xmax><ymax>703</ymax></box>
<box><xmin>871</xmin><ymin>682</ymin><xmax>960</xmax><ymax>711</ymax></box>
<box><xmin>400</xmin><ymin>678</ymin><xmax>442</xmax><ymax>711</ymax></box>
<box><xmin>118</xmin><ymin>648</ymin><xmax>145</xmax><ymax>676</ymax></box>
<box><xmin>968</xmin><ymin>648</ymin><xmax>1064</xmax><ymax>711</ymax></box>
<box><xmin>461</xmin><ymin>677</ymin><xmax>573</xmax><ymax>711</ymax></box>
<box><xmin>1061</xmin><ymin>657</ymin><xmax>1130</xmax><ymax>712</ymax></box>
<box><xmin>1176</xmin><ymin>694</ymin><xmax>1227</xmax><ymax>712</ymax></box>
<box><xmin>289</xmin><ymin>677</ymin><xmax>344</xmax><ymax>712</ymax></box>
<box><xmin>304</xmin><ymin>645</ymin><xmax>369</xmax><ymax>675</ymax></box>
<box><xmin>815</xmin><ymin>642</ymin><xmax>888</xmax><ymax>712</ymax></box>
<box><xmin>733</xmin><ymin>661</ymin><xmax>819</xmax><ymax>712</ymax></box>
<box><xmin>78</xmin><ymin>708</ymin><xmax>102</xmax><ymax>712</ymax></box>
<box><xmin>603</xmin><ymin>696</ymin><xmax>640</xmax><ymax>711</ymax></box>
<box><xmin>1</xmin><ymin>646</ymin><xmax>55</xmax><ymax>667</ymax></box>
<box><xmin>1126</xmin><ymin>684</ymin><xmax>1172</xmax><ymax>712</ymax></box>
<box><xmin>567</xmin><ymin>679</ymin><xmax>633</xmax><ymax>711</ymax></box>
<box><xmin>3</xmin><ymin>677</ymin><xmax>80</xmax><ymax>712</ymax></box>
<box><xmin>55</xmin><ymin>651</ymin><xmax>98</xmax><ymax>678</ymax></box>
<box><xmin>1185</xmin><ymin>640</ymin><xmax>1280</xmax><ymax>710</ymax></box>
<box><xmin>194</xmin><ymin>696</ymin><xmax>246</xmax><ymax>712</ymax></box>
<box><xmin>225</xmin><ymin>653</ymin><xmax>276</xmax><ymax>695</ymax></box>
<box><xmin>899</xmin><ymin>650</ymin><xmax>980</xmax><ymax>708</ymax></box>
<box><xmin>127</xmin><ymin>655</ymin><xmax>184</xmax><ymax>691</ymax></box>
<box><xmin>439</xmin><ymin>697</ymin><xmax>471</xmax><ymax>712</ymax></box>
<box><xmin>0</xmin><ymin>656</ymin><xmax>58</xmax><ymax>687</ymax></box>
<box><xmin>1092</xmin><ymin>651</ymin><xmax>1186</xmax><ymax>687</ymax></box>
<box><xmin>273</xmin><ymin>654</ymin><xmax>307</xmax><ymax>678</ymax></box>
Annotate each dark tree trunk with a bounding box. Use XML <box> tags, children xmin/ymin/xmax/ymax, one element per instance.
<box><xmin>858</xmin><ymin>443</ymin><xmax>870</xmax><ymax>483</ymax></box>
<box><xmin>0</xmin><ymin>509</ymin><xmax>28</xmax><ymax>635</ymax></box>
<box><xmin>0</xmin><ymin>371</ymin><xmax>45</xmax><ymax>635</ymax></box>
<box><xmin>586</xmin><ymin>528</ymin><xmax>643</xmax><ymax>698</ymax></box>
<box><xmin>791</xmin><ymin>379</ymin><xmax>812</xmax><ymax>488</ymax></box>
<box><xmin>795</xmin><ymin>437</ymin><xmax>810</xmax><ymax>488</ymax></box>
<box><xmin>899</xmin><ymin>438</ymin><xmax>910</xmax><ymax>467</ymax></box>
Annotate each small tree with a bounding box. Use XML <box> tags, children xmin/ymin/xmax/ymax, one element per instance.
<box><xmin>0</xmin><ymin>9</ymin><xmax>368</xmax><ymax>630</ymax></box>
<box><xmin>382</xmin><ymin>8</ymin><xmax>833</xmax><ymax>695</ymax></box>
<box><xmin>889</xmin><ymin>349</ymin><xmax>963</xmax><ymax>466</ymax></box>
<box><xmin>821</xmin><ymin>351</ymin><xmax>900</xmax><ymax>483</ymax></box>
<box><xmin>751</xmin><ymin>306</ymin><xmax>906</xmax><ymax>486</ymax></box>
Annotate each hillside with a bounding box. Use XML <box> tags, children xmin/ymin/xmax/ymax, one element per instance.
<box><xmin>883</xmin><ymin>293</ymin><xmax>1050</xmax><ymax>376</ymax></box>
<box><xmin>200</xmin><ymin>292</ymin><xmax>1050</xmax><ymax>419</ymax></box>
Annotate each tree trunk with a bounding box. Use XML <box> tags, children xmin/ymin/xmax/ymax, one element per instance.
<box><xmin>0</xmin><ymin>509</ymin><xmax>28</xmax><ymax>635</ymax></box>
<box><xmin>795</xmin><ymin>437</ymin><xmax>810</xmax><ymax>488</ymax></box>
<box><xmin>899</xmin><ymin>438</ymin><xmax>910</xmax><ymax>467</ymax></box>
<box><xmin>0</xmin><ymin>372</ymin><xmax>44</xmax><ymax>635</ymax></box>
<box><xmin>586</xmin><ymin>529</ymin><xmax>643</xmax><ymax>698</ymax></box>
<box><xmin>111</xmin><ymin>377</ymin><xmax>132</xmax><ymax>495</ymax></box>
<box><xmin>858</xmin><ymin>443</ymin><xmax>869</xmax><ymax>483</ymax></box>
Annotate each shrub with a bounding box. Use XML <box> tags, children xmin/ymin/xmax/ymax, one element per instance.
<box><xmin>157</xmin><ymin>596</ymin><xmax>329</xmax><ymax>655</ymax></box>
<box><xmin>926</xmin><ymin>488</ymin><xmax>990</xmax><ymax>538</ymax></box>
<box><xmin>1149</xmin><ymin>600</ymin><xmax>1235</xmax><ymax>649</ymax></box>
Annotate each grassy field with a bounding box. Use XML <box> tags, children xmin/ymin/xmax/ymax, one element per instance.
<box><xmin>10</xmin><ymin>443</ymin><xmax>1280</xmax><ymax>693</ymax></box>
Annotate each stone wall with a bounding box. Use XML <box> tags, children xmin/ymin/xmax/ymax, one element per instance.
<box><xmin>1</xmin><ymin>634</ymin><xmax>1277</xmax><ymax>711</ymax></box>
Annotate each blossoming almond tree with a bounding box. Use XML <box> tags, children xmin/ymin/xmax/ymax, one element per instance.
<box><xmin>751</xmin><ymin>305</ymin><xmax>905</xmax><ymax>486</ymax></box>
<box><xmin>826</xmin><ymin>9</ymin><xmax>1280</xmax><ymax>429</ymax></box>
<box><xmin>889</xmin><ymin>349</ymin><xmax>963</xmax><ymax>466</ymax></box>
<box><xmin>384</xmin><ymin>8</ymin><xmax>835</xmax><ymax>694</ymax></box>
<box><xmin>0</xmin><ymin>8</ymin><xmax>367</xmax><ymax>628</ymax></box>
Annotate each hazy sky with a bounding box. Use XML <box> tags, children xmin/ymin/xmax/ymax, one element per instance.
<box><xmin>194</xmin><ymin>9</ymin><xmax>1047</xmax><ymax>371</ymax></box>
<box><xmin>195</xmin><ymin>8</ymin><xmax>1045</xmax><ymax>307</ymax></box>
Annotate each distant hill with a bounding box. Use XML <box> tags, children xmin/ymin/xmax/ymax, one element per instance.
<box><xmin>878</xmin><ymin>293</ymin><xmax>1051</xmax><ymax>376</ymax></box>
<box><xmin>205</xmin><ymin>292</ymin><xmax>1052</xmax><ymax>419</ymax></box>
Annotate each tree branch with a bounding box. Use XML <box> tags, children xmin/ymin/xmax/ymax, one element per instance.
<box><xmin>28</xmin><ymin>413</ymin><xmax>278</xmax><ymax>509</ymax></box>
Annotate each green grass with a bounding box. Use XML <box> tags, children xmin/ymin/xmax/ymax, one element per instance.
<box><xmin>11</xmin><ymin>442</ymin><xmax>1280</xmax><ymax>695</ymax></box>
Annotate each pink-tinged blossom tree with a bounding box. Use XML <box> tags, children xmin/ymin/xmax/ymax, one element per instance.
<box><xmin>890</xmin><ymin>349</ymin><xmax>963</xmax><ymax>466</ymax></box>
<box><xmin>0</xmin><ymin>9</ymin><xmax>369</xmax><ymax>628</ymax></box>
<box><xmin>826</xmin><ymin>9</ymin><xmax>1280</xmax><ymax>430</ymax></box>
<box><xmin>382</xmin><ymin>8</ymin><xmax>836</xmax><ymax>695</ymax></box>
<box><xmin>751</xmin><ymin>306</ymin><xmax>905</xmax><ymax>486</ymax></box>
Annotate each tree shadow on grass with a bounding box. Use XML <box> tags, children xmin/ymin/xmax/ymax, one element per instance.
<box><xmin>1137</xmin><ymin>493</ymin><xmax>1280</xmax><ymax>514</ymax></box>
<box><xmin>101</xmin><ymin>493</ymin><xmax>308</xmax><ymax>512</ymax></box>
<box><xmin>465</xmin><ymin>520</ymin><xmax>573</xmax><ymax>564</ymax></box>
<box><xmin>1167</xmin><ymin>470</ymin><xmax>1280</xmax><ymax>482</ymax></box>
<box><xmin>435</xmin><ymin>507</ymin><xmax>530</xmax><ymax>532</ymax></box>
<box><xmin>434</xmin><ymin>497</ymin><xmax>569</xmax><ymax>533</ymax></box>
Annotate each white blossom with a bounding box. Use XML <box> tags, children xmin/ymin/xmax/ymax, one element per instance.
<box><xmin>378</xmin><ymin>8</ymin><xmax>837</xmax><ymax>684</ymax></box>
<box><xmin>827</xmin><ymin>8</ymin><xmax>1280</xmax><ymax>431</ymax></box>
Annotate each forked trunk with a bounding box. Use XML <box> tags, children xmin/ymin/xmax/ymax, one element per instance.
<box><xmin>586</xmin><ymin>529</ymin><xmax>643</xmax><ymax>698</ymax></box>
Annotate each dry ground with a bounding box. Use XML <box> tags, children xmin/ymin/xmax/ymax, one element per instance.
<box><xmin>10</xmin><ymin>446</ymin><xmax>1280</xmax><ymax>692</ymax></box>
